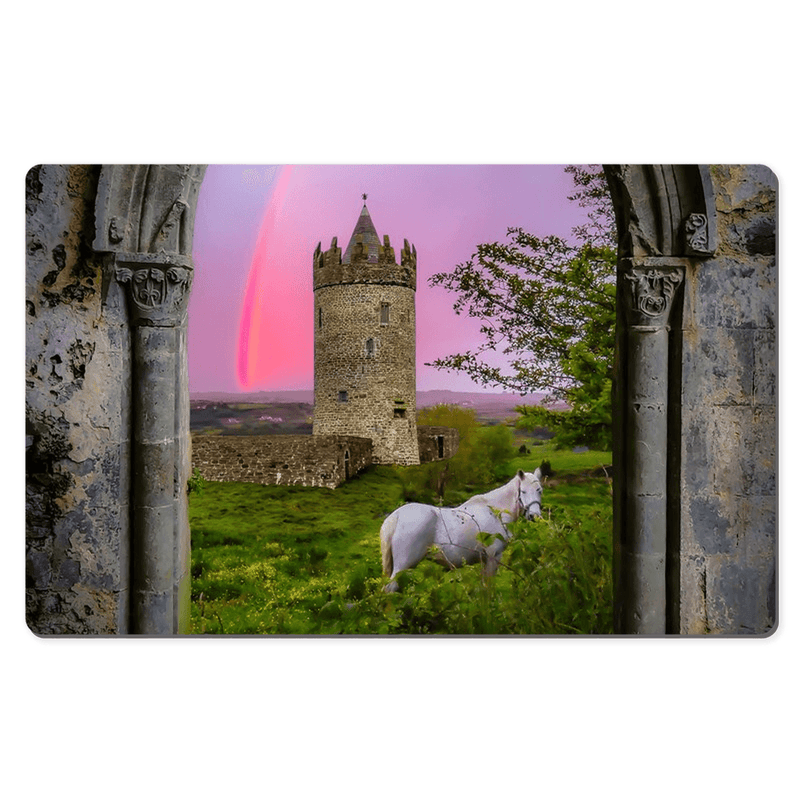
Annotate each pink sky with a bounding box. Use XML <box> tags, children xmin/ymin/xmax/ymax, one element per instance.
<box><xmin>188</xmin><ymin>165</ymin><xmax>592</xmax><ymax>395</ymax></box>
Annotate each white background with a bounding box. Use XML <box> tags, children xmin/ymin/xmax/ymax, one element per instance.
<box><xmin>5</xmin><ymin>2</ymin><xmax>796</xmax><ymax>798</ymax></box>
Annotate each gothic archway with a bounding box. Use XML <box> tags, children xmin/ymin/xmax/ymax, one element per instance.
<box><xmin>603</xmin><ymin>165</ymin><xmax>718</xmax><ymax>634</ymax></box>
<box><xmin>91</xmin><ymin>164</ymin><xmax>773</xmax><ymax>635</ymax></box>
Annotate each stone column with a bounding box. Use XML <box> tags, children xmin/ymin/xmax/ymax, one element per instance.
<box><xmin>115</xmin><ymin>254</ymin><xmax>193</xmax><ymax>634</ymax></box>
<box><xmin>620</xmin><ymin>263</ymin><xmax>683</xmax><ymax>634</ymax></box>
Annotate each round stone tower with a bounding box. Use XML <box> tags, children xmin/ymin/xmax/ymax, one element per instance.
<box><xmin>312</xmin><ymin>200</ymin><xmax>420</xmax><ymax>465</ymax></box>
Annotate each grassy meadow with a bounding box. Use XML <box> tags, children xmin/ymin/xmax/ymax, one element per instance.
<box><xmin>188</xmin><ymin>432</ymin><xmax>613</xmax><ymax>635</ymax></box>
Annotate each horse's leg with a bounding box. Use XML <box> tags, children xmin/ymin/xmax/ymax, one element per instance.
<box><xmin>380</xmin><ymin>512</ymin><xmax>399</xmax><ymax>591</ymax></box>
<box><xmin>383</xmin><ymin>506</ymin><xmax>438</xmax><ymax>593</ymax></box>
<box><xmin>481</xmin><ymin>537</ymin><xmax>507</xmax><ymax>580</ymax></box>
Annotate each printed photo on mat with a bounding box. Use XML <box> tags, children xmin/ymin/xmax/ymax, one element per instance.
<box><xmin>25</xmin><ymin>165</ymin><xmax>777</xmax><ymax>635</ymax></box>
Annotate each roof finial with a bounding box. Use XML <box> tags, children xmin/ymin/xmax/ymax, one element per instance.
<box><xmin>362</xmin><ymin>193</ymin><xmax>368</xmax><ymax>204</ymax></box>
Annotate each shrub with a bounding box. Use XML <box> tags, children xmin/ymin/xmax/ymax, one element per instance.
<box><xmin>401</xmin><ymin>405</ymin><xmax>516</xmax><ymax>503</ymax></box>
<box><xmin>187</xmin><ymin>467</ymin><xmax>207</xmax><ymax>495</ymax></box>
<box><xmin>316</xmin><ymin>502</ymin><xmax>612</xmax><ymax>635</ymax></box>
<box><xmin>474</xmin><ymin>424</ymin><xmax>516</xmax><ymax>481</ymax></box>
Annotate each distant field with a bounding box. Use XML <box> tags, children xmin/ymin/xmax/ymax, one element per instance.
<box><xmin>190</xmin><ymin>401</ymin><xmax>314</xmax><ymax>435</ymax></box>
<box><xmin>189</xmin><ymin>390</ymin><xmax>564</xmax><ymax>435</ymax></box>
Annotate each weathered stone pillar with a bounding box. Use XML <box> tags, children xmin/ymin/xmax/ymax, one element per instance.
<box><xmin>115</xmin><ymin>254</ymin><xmax>193</xmax><ymax>634</ymax></box>
<box><xmin>93</xmin><ymin>165</ymin><xmax>205</xmax><ymax>635</ymax></box>
<box><xmin>619</xmin><ymin>261</ymin><xmax>683</xmax><ymax>633</ymax></box>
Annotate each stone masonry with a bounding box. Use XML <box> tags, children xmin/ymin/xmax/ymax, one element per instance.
<box><xmin>417</xmin><ymin>426</ymin><xmax>460</xmax><ymax>463</ymax></box>
<box><xmin>189</xmin><ymin>203</ymin><xmax>455</xmax><ymax>491</ymax></box>
<box><xmin>312</xmin><ymin>203</ymin><xmax>420</xmax><ymax>465</ymax></box>
<box><xmin>26</xmin><ymin>165</ymin><xmax>132</xmax><ymax>634</ymax></box>
<box><xmin>191</xmin><ymin>426</ymin><xmax>458</xmax><ymax>490</ymax></box>
<box><xmin>606</xmin><ymin>164</ymin><xmax>777</xmax><ymax>635</ymax></box>
<box><xmin>676</xmin><ymin>165</ymin><xmax>776</xmax><ymax>634</ymax></box>
<box><xmin>192</xmin><ymin>434</ymin><xmax>373</xmax><ymax>489</ymax></box>
<box><xmin>26</xmin><ymin>164</ymin><xmax>204</xmax><ymax>635</ymax></box>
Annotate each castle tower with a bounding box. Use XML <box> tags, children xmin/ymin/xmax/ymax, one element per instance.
<box><xmin>312</xmin><ymin>199</ymin><xmax>420</xmax><ymax>465</ymax></box>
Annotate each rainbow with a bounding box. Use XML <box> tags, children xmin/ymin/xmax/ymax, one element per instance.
<box><xmin>236</xmin><ymin>166</ymin><xmax>296</xmax><ymax>389</ymax></box>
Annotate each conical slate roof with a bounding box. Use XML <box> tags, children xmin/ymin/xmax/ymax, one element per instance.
<box><xmin>342</xmin><ymin>203</ymin><xmax>382</xmax><ymax>264</ymax></box>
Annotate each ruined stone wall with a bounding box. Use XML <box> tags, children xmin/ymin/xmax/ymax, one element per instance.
<box><xmin>313</xmin><ymin>282</ymin><xmax>419</xmax><ymax>465</ymax></box>
<box><xmin>26</xmin><ymin>165</ymin><xmax>132</xmax><ymax>634</ymax></box>
<box><xmin>192</xmin><ymin>434</ymin><xmax>373</xmax><ymax>489</ymax></box>
<box><xmin>677</xmin><ymin>165</ymin><xmax>777</xmax><ymax>634</ymax></box>
<box><xmin>417</xmin><ymin>426</ymin><xmax>460</xmax><ymax>463</ymax></box>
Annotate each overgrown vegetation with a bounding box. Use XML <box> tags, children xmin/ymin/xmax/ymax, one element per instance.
<box><xmin>188</xmin><ymin>432</ymin><xmax>612</xmax><ymax>635</ymax></box>
<box><xmin>427</xmin><ymin>165</ymin><xmax>616</xmax><ymax>451</ymax></box>
<box><xmin>187</xmin><ymin>467</ymin><xmax>207</xmax><ymax>495</ymax></box>
<box><xmin>398</xmin><ymin>404</ymin><xmax>516</xmax><ymax>505</ymax></box>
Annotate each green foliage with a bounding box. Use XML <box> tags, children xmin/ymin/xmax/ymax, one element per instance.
<box><xmin>314</xmin><ymin>504</ymin><xmax>612</xmax><ymax>635</ymax></box>
<box><xmin>187</xmin><ymin>467</ymin><xmax>207</xmax><ymax>495</ymax></box>
<box><xmin>399</xmin><ymin>405</ymin><xmax>516</xmax><ymax>504</ymax></box>
<box><xmin>427</xmin><ymin>165</ymin><xmax>616</xmax><ymax>450</ymax></box>
<box><xmin>478</xmin><ymin>423</ymin><xmax>517</xmax><ymax>480</ymax></box>
<box><xmin>188</xmin><ymin>439</ymin><xmax>613</xmax><ymax>635</ymax></box>
<box><xmin>417</xmin><ymin>403</ymin><xmax>478</xmax><ymax>437</ymax></box>
<box><xmin>508</xmin><ymin>441</ymin><xmax>610</xmax><ymax>477</ymax></box>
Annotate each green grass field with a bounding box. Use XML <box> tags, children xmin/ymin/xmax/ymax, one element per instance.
<box><xmin>188</xmin><ymin>440</ymin><xmax>612</xmax><ymax>635</ymax></box>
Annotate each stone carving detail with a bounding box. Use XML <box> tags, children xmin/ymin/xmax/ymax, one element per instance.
<box><xmin>94</xmin><ymin>165</ymin><xmax>206</xmax><ymax>257</ymax></box>
<box><xmin>624</xmin><ymin>268</ymin><xmax>684</xmax><ymax>327</ymax></box>
<box><xmin>108</xmin><ymin>216</ymin><xmax>125</xmax><ymax>244</ymax></box>
<box><xmin>685</xmin><ymin>213</ymin><xmax>709</xmax><ymax>253</ymax></box>
<box><xmin>151</xmin><ymin>198</ymin><xmax>188</xmax><ymax>253</ymax></box>
<box><xmin>115</xmin><ymin>265</ymin><xmax>192</xmax><ymax>325</ymax></box>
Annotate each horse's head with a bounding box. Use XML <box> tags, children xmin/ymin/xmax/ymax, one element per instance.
<box><xmin>517</xmin><ymin>468</ymin><xmax>544</xmax><ymax>520</ymax></box>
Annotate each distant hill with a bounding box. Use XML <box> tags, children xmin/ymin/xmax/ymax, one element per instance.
<box><xmin>189</xmin><ymin>389</ymin><xmax>550</xmax><ymax>409</ymax></box>
<box><xmin>189</xmin><ymin>389</ymin><xmax>565</xmax><ymax>432</ymax></box>
<box><xmin>191</xmin><ymin>390</ymin><xmax>315</xmax><ymax>404</ymax></box>
<box><xmin>417</xmin><ymin>389</ymin><xmax>542</xmax><ymax>408</ymax></box>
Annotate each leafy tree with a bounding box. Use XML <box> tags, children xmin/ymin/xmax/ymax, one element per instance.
<box><xmin>427</xmin><ymin>165</ymin><xmax>616</xmax><ymax>450</ymax></box>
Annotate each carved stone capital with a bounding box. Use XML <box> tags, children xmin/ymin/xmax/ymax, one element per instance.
<box><xmin>623</xmin><ymin>267</ymin><xmax>684</xmax><ymax>328</ymax></box>
<box><xmin>115</xmin><ymin>256</ymin><xmax>193</xmax><ymax>326</ymax></box>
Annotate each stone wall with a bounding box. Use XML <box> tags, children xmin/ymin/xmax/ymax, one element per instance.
<box><xmin>192</xmin><ymin>434</ymin><xmax>373</xmax><ymax>489</ymax></box>
<box><xmin>676</xmin><ymin>165</ymin><xmax>777</xmax><ymax>634</ymax></box>
<box><xmin>26</xmin><ymin>165</ymin><xmax>132</xmax><ymax>634</ymax></box>
<box><xmin>417</xmin><ymin>426</ymin><xmax>460</xmax><ymax>462</ymax></box>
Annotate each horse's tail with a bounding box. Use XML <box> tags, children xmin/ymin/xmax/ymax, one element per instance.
<box><xmin>380</xmin><ymin>511</ymin><xmax>398</xmax><ymax>577</ymax></box>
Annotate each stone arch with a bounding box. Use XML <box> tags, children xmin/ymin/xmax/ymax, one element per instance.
<box><xmin>604</xmin><ymin>165</ymin><xmax>776</xmax><ymax>634</ymax></box>
<box><xmin>604</xmin><ymin>165</ymin><xmax>717</xmax><ymax>634</ymax></box>
<box><xmin>25</xmin><ymin>164</ymin><xmax>775</xmax><ymax>635</ymax></box>
<box><xmin>604</xmin><ymin>165</ymin><xmax>718</xmax><ymax>258</ymax></box>
<box><xmin>93</xmin><ymin>164</ymin><xmax>775</xmax><ymax>635</ymax></box>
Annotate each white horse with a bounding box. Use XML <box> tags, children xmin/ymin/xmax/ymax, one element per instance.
<box><xmin>380</xmin><ymin>467</ymin><xmax>546</xmax><ymax>592</ymax></box>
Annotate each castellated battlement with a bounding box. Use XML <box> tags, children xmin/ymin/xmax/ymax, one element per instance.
<box><xmin>313</xmin><ymin>233</ymin><xmax>416</xmax><ymax>291</ymax></box>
